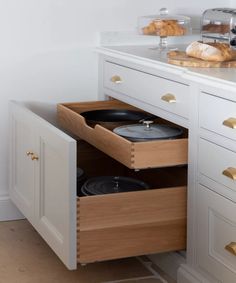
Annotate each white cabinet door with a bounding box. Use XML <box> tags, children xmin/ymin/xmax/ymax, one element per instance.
<box><xmin>34</xmin><ymin>118</ymin><xmax>77</xmax><ymax>270</ymax></box>
<box><xmin>9</xmin><ymin>101</ymin><xmax>77</xmax><ymax>270</ymax></box>
<box><xmin>9</xmin><ymin>102</ymin><xmax>36</xmax><ymax>223</ymax></box>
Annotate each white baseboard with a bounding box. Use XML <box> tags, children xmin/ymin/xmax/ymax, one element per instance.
<box><xmin>148</xmin><ymin>253</ymin><xmax>214</xmax><ymax>283</ymax></box>
<box><xmin>178</xmin><ymin>265</ymin><xmax>202</xmax><ymax>283</ymax></box>
<box><xmin>0</xmin><ymin>196</ymin><xmax>24</xmax><ymax>221</ymax></box>
<box><xmin>148</xmin><ymin>252</ymin><xmax>186</xmax><ymax>281</ymax></box>
<box><xmin>178</xmin><ymin>264</ymin><xmax>215</xmax><ymax>283</ymax></box>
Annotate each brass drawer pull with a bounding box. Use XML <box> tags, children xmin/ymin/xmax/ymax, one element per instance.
<box><xmin>111</xmin><ymin>75</ymin><xmax>122</xmax><ymax>84</ymax></box>
<box><xmin>225</xmin><ymin>242</ymin><xmax>236</xmax><ymax>256</ymax></box>
<box><xmin>161</xmin><ymin>94</ymin><xmax>176</xmax><ymax>103</ymax></box>
<box><xmin>222</xmin><ymin>167</ymin><xmax>236</xmax><ymax>180</ymax></box>
<box><xmin>31</xmin><ymin>154</ymin><xmax>39</xmax><ymax>161</ymax></box>
<box><xmin>223</xmin><ymin>117</ymin><xmax>236</xmax><ymax>129</ymax></box>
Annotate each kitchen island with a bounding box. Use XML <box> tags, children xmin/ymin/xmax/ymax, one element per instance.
<box><xmin>97</xmin><ymin>44</ymin><xmax>236</xmax><ymax>283</ymax></box>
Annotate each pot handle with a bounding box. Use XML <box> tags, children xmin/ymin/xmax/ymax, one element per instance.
<box><xmin>139</xmin><ymin>114</ymin><xmax>157</xmax><ymax>123</ymax></box>
<box><xmin>143</xmin><ymin>121</ymin><xmax>154</xmax><ymax>129</ymax></box>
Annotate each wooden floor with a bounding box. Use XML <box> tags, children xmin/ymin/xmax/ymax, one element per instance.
<box><xmin>0</xmin><ymin>220</ymin><xmax>175</xmax><ymax>283</ymax></box>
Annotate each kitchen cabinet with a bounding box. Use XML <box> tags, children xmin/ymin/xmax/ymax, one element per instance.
<box><xmin>8</xmin><ymin>49</ymin><xmax>189</xmax><ymax>273</ymax></box>
<box><xmin>104</xmin><ymin>61</ymin><xmax>190</xmax><ymax>120</ymax></box>
<box><xmin>9</xmin><ymin>98</ymin><xmax>188</xmax><ymax>270</ymax></box>
<box><xmin>9</xmin><ymin>44</ymin><xmax>236</xmax><ymax>282</ymax></box>
<box><xmin>92</xmin><ymin>47</ymin><xmax>236</xmax><ymax>283</ymax></box>
<box><xmin>192</xmin><ymin>86</ymin><xmax>236</xmax><ymax>283</ymax></box>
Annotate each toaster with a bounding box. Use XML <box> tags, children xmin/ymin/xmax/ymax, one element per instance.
<box><xmin>201</xmin><ymin>8</ymin><xmax>236</xmax><ymax>48</ymax></box>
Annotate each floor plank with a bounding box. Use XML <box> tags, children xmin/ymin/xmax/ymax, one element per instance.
<box><xmin>0</xmin><ymin>220</ymin><xmax>152</xmax><ymax>283</ymax></box>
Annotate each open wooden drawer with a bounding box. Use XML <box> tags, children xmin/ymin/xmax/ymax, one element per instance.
<box><xmin>76</xmin><ymin>141</ymin><xmax>187</xmax><ymax>264</ymax></box>
<box><xmin>78</xmin><ymin>187</ymin><xmax>187</xmax><ymax>263</ymax></box>
<box><xmin>57</xmin><ymin>100</ymin><xmax>188</xmax><ymax>170</ymax></box>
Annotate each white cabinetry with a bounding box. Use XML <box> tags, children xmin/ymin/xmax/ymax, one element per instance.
<box><xmin>100</xmin><ymin>48</ymin><xmax>236</xmax><ymax>283</ymax></box>
<box><xmin>196</xmin><ymin>185</ymin><xmax>236</xmax><ymax>283</ymax></box>
<box><xmin>10</xmin><ymin>45</ymin><xmax>236</xmax><ymax>282</ymax></box>
<box><xmin>104</xmin><ymin>61</ymin><xmax>190</xmax><ymax>120</ymax></box>
<box><xmin>9</xmin><ymin>101</ymin><xmax>77</xmax><ymax>270</ymax></box>
<box><xmin>193</xmin><ymin>89</ymin><xmax>236</xmax><ymax>283</ymax></box>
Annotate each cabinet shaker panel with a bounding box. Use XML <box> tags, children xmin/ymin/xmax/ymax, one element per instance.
<box><xmin>35</xmin><ymin>120</ymin><xmax>77</xmax><ymax>270</ymax></box>
<box><xmin>9</xmin><ymin>102</ymin><xmax>36</xmax><ymax>224</ymax></box>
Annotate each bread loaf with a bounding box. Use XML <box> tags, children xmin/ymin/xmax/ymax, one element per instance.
<box><xmin>186</xmin><ymin>41</ymin><xmax>236</xmax><ymax>62</ymax></box>
<box><xmin>202</xmin><ymin>23</ymin><xmax>229</xmax><ymax>34</ymax></box>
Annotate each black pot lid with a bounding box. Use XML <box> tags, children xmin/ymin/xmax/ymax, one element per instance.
<box><xmin>113</xmin><ymin>121</ymin><xmax>183</xmax><ymax>141</ymax></box>
<box><xmin>81</xmin><ymin>176</ymin><xmax>149</xmax><ymax>196</ymax></box>
<box><xmin>77</xmin><ymin>168</ymin><xmax>85</xmax><ymax>178</ymax></box>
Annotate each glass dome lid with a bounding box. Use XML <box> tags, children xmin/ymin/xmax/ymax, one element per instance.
<box><xmin>138</xmin><ymin>8</ymin><xmax>191</xmax><ymax>50</ymax></box>
<box><xmin>141</xmin><ymin>9</ymin><xmax>190</xmax><ymax>22</ymax></box>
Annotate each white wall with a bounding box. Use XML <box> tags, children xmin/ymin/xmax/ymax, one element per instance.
<box><xmin>0</xmin><ymin>0</ymin><xmax>231</xmax><ymax>218</ymax></box>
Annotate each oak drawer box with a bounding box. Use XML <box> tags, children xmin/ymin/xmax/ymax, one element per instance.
<box><xmin>199</xmin><ymin>138</ymin><xmax>236</xmax><ymax>197</ymax></box>
<box><xmin>196</xmin><ymin>185</ymin><xmax>236</xmax><ymax>283</ymax></box>
<box><xmin>104</xmin><ymin>62</ymin><xmax>189</xmax><ymax>120</ymax></box>
<box><xmin>77</xmin><ymin>185</ymin><xmax>187</xmax><ymax>263</ymax></box>
<box><xmin>200</xmin><ymin>92</ymin><xmax>236</xmax><ymax>141</ymax></box>
<box><xmin>57</xmin><ymin>100</ymin><xmax>188</xmax><ymax>170</ymax></box>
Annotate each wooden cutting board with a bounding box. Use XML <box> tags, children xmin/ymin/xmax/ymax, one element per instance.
<box><xmin>168</xmin><ymin>51</ymin><xmax>236</xmax><ymax>68</ymax></box>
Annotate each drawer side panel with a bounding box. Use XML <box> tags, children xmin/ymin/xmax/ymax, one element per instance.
<box><xmin>57</xmin><ymin>104</ymin><xmax>133</xmax><ymax>167</ymax></box>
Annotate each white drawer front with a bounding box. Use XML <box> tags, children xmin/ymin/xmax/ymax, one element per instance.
<box><xmin>104</xmin><ymin>62</ymin><xmax>189</xmax><ymax>119</ymax></box>
<box><xmin>200</xmin><ymin>92</ymin><xmax>236</xmax><ymax>141</ymax></box>
<box><xmin>199</xmin><ymin>138</ymin><xmax>236</xmax><ymax>196</ymax></box>
<box><xmin>196</xmin><ymin>185</ymin><xmax>236</xmax><ymax>283</ymax></box>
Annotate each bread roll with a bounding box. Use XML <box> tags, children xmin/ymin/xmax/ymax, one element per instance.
<box><xmin>186</xmin><ymin>41</ymin><xmax>236</xmax><ymax>62</ymax></box>
<box><xmin>142</xmin><ymin>22</ymin><xmax>156</xmax><ymax>35</ymax></box>
<box><xmin>154</xmin><ymin>20</ymin><xmax>185</xmax><ymax>36</ymax></box>
<box><xmin>142</xmin><ymin>20</ymin><xmax>186</xmax><ymax>36</ymax></box>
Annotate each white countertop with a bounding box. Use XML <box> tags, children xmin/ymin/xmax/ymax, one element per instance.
<box><xmin>97</xmin><ymin>44</ymin><xmax>236</xmax><ymax>88</ymax></box>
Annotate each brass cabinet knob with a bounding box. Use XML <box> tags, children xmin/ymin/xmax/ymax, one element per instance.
<box><xmin>111</xmin><ymin>75</ymin><xmax>122</xmax><ymax>84</ymax></box>
<box><xmin>223</xmin><ymin>117</ymin><xmax>236</xmax><ymax>129</ymax></box>
<box><xmin>31</xmin><ymin>154</ymin><xmax>39</xmax><ymax>161</ymax></box>
<box><xmin>161</xmin><ymin>93</ymin><xmax>176</xmax><ymax>103</ymax></box>
<box><xmin>225</xmin><ymin>242</ymin><xmax>236</xmax><ymax>256</ymax></box>
<box><xmin>26</xmin><ymin>151</ymin><xmax>34</xmax><ymax>156</ymax></box>
<box><xmin>222</xmin><ymin>167</ymin><xmax>236</xmax><ymax>180</ymax></box>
